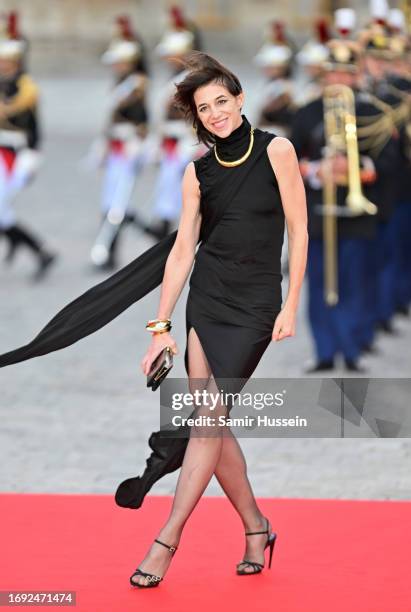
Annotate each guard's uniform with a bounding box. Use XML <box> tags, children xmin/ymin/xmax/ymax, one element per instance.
<box><xmin>151</xmin><ymin>69</ymin><xmax>198</xmax><ymax>229</ymax></box>
<box><xmin>387</xmin><ymin>74</ymin><xmax>411</xmax><ymax>312</ymax></box>
<box><xmin>357</xmin><ymin>15</ymin><xmax>411</xmax><ymax>331</ymax></box>
<box><xmin>0</xmin><ymin>40</ymin><xmax>56</xmax><ymax>279</ymax></box>
<box><xmin>100</xmin><ymin>71</ymin><xmax>148</xmax><ymax>220</ymax></box>
<box><xmin>362</xmin><ymin>81</ymin><xmax>405</xmax><ymax>331</ymax></box>
<box><xmin>89</xmin><ymin>38</ymin><xmax>149</xmax><ymax>269</ymax></box>
<box><xmin>0</xmin><ymin>73</ymin><xmax>39</xmax><ymax>229</ymax></box>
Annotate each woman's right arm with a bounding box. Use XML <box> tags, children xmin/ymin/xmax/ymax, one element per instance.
<box><xmin>141</xmin><ymin>160</ymin><xmax>201</xmax><ymax>375</ymax></box>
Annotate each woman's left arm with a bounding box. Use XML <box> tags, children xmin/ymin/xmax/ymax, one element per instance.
<box><xmin>267</xmin><ymin>137</ymin><xmax>308</xmax><ymax>341</ymax></box>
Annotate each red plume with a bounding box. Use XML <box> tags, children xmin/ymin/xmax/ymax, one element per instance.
<box><xmin>8</xmin><ymin>10</ymin><xmax>20</xmax><ymax>40</ymax></box>
<box><xmin>272</xmin><ymin>20</ymin><xmax>286</xmax><ymax>44</ymax></box>
<box><xmin>116</xmin><ymin>15</ymin><xmax>135</xmax><ymax>40</ymax></box>
<box><xmin>338</xmin><ymin>27</ymin><xmax>350</xmax><ymax>37</ymax></box>
<box><xmin>170</xmin><ymin>5</ymin><xmax>186</xmax><ymax>29</ymax></box>
<box><xmin>315</xmin><ymin>18</ymin><xmax>330</xmax><ymax>44</ymax></box>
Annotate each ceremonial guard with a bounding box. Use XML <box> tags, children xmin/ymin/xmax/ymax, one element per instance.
<box><xmin>141</xmin><ymin>6</ymin><xmax>202</xmax><ymax>242</ymax></box>
<box><xmin>290</xmin><ymin>10</ymin><xmax>398</xmax><ymax>372</ymax></box>
<box><xmin>0</xmin><ymin>36</ymin><xmax>56</xmax><ymax>280</ymax></box>
<box><xmin>89</xmin><ymin>28</ymin><xmax>149</xmax><ymax>271</ymax></box>
<box><xmin>295</xmin><ymin>18</ymin><xmax>330</xmax><ymax>108</ymax></box>
<box><xmin>385</xmin><ymin>9</ymin><xmax>411</xmax><ymax>315</ymax></box>
<box><xmin>0</xmin><ymin>11</ymin><xmax>28</xmax><ymax>69</ymax></box>
<box><xmin>253</xmin><ymin>20</ymin><xmax>296</xmax><ymax>137</ymax></box>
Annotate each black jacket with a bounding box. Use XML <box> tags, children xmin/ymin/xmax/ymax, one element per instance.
<box><xmin>290</xmin><ymin>90</ymin><xmax>399</xmax><ymax>237</ymax></box>
<box><xmin>0</xmin><ymin>71</ymin><xmax>40</xmax><ymax>150</ymax></box>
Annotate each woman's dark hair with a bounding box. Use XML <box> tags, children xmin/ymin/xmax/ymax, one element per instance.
<box><xmin>173</xmin><ymin>51</ymin><xmax>243</xmax><ymax>147</ymax></box>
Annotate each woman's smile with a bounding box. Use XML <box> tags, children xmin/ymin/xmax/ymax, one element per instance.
<box><xmin>211</xmin><ymin>117</ymin><xmax>228</xmax><ymax>130</ymax></box>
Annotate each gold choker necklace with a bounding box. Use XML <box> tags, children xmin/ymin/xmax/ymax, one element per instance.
<box><xmin>214</xmin><ymin>127</ymin><xmax>255</xmax><ymax>167</ymax></box>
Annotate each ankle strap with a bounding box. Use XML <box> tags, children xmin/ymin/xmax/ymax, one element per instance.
<box><xmin>154</xmin><ymin>538</ymin><xmax>178</xmax><ymax>554</ymax></box>
<box><xmin>245</xmin><ymin>517</ymin><xmax>269</xmax><ymax>536</ymax></box>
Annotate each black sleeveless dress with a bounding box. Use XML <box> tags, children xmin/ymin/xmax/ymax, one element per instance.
<box><xmin>184</xmin><ymin>115</ymin><xmax>285</xmax><ymax>381</ymax></box>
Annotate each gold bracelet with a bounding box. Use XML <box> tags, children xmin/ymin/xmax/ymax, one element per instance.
<box><xmin>146</xmin><ymin>319</ymin><xmax>172</xmax><ymax>332</ymax></box>
<box><xmin>146</xmin><ymin>325</ymin><xmax>172</xmax><ymax>333</ymax></box>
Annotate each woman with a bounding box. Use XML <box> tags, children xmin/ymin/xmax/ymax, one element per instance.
<box><xmin>0</xmin><ymin>52</ymin><xmax>307</xmax><ymax>587</ymax></box>
<box><xmin>132</xmin><ymin>52</ymin><xmax>308</xmax><ymax>587</ymax></box>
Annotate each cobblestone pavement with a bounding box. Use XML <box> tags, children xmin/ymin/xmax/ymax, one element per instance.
<box><xmin>0</xmin><ymin>56</ymin><xmax>410</xmax><ymax>502</ymax></box>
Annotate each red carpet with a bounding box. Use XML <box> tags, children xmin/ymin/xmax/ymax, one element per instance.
<box><xmin>1</xmin><ymin>493</ymin><xmax>410</xmax><ymax>611</ymax></box>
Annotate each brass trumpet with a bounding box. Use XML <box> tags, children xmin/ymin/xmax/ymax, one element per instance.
<box><xmin>322</xmin><ymin>83</ymin><xmax>378</xmax><ymax>306</ymax></box>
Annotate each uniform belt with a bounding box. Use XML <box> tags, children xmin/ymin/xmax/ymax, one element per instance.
<box><xmin>108</xmin><ymin>122</ymin><xmax>139</xmax><ymax>141</ymax></box>
<box><xmin>0</xmin><ymin>129</ymin><xmax>27</xmax><ymax>149</ymax></box>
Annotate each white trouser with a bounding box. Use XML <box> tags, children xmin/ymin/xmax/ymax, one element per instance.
<box><xmin>152</xmin><ymin>149</ymin><xmax>191</xmax><ymax>221</ymax></box>
<box><xmin>0</xmin><ymin>149</ymin><xmax>40</xmax><ymax>229</ymax></box>
<box><xmin>100</xmin><ymin>151</ymin><xmax>144</xmax><ymax>218</ymax></box>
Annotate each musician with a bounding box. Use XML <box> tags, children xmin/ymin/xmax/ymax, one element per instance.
<box><xmin>358</xmin><ymin>17</ymin><xmax>408</xmax><ymax>334</ymax></box>
<box><xmin>89</xmin><ymin>37</ymin><xmax>149</xmax><ymax>270</ymax></box>
<box><xmin>290</xmin><ymin>26</ymin><xmax>398</xmax><ymax>372</ymax></box>
<box><xmin>384</xmin><ymin>17</ymin><xmax>411</xmax><ymax>316</ymax></box>
<box><xmin>384</xmin><ymin>9</ymin><xmax>411</xmax><ymax>317</ymax></box>
<box><xmin>0</xmin><ymin>38</ymin><xmax>56</xmax><ymax>280</ymax></box>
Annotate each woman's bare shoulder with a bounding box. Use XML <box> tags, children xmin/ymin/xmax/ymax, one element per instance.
<box><xmin>182</xmin><ymin>161</ymin><xmax>201</xmax><ymax>195</ymax></box>
<box><xmin>266</xmin><ymin>137</ymin><xmax>300</xmax><ymax>182</ymax></box>
<box><xmin>184</xmin><ymin>160</ymin><xmax>198</xmax><ymax>177</ymax></box>
<box><xmin>267</xmin><ymin>136</ymin><xmax>296</xmax><ymax>159</ymax></box>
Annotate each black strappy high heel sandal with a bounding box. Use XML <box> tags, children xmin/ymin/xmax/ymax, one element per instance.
<box><xmin>130</xmin><ymin>538</ymin><xmax>178</xmax><ymax>588</ymax></box>
<box><xmin>236</xmin><ymin>516</ymin><xmax>277</xmax><ymax>575</ymax></box>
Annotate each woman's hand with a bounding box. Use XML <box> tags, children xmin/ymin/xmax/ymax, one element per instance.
<box><xmin>272</xmin><ymin>305</ymin><xmax>296</xmax><ymax>342</ymax></box>
<box><xmin>141</xmin><ymin>332</ymin><xmax>179</xmax><ymax>375</ymax></box>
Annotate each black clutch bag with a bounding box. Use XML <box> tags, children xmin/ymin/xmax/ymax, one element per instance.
<box><xmin>146</xmin><ymin>346</ymin><xmax>174</xmax><ymax>391</ymax></box>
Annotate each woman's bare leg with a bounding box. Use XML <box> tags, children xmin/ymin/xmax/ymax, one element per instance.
<box><xmin>131</xmin><ymin>327</ymin><xmax>227</xmax><ymax>585</ymax></box>
<box><xmin>213</xmin><ymin>432</ymin><xmax>272</xmax><ymax>572</ymax></box>
<box><xmin>185</xmin><ymin>330</ymin><xmax>272</xmax><ymax>568</ymax></box>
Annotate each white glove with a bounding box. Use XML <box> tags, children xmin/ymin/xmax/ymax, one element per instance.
<box><xmin>14</xmin><ymin>149</ymin><xmax>43</xmax><ymax>178</ymax></box>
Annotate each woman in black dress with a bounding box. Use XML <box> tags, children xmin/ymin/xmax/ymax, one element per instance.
<box><xmin>133</xmin><ymin>52</ymin><xmax>308</xmax><ymax>587</ymax></box>
<box><xmin>0</xmin><ymin>51</ymin><xmax>307</xmax><ymax>588</ymax></box>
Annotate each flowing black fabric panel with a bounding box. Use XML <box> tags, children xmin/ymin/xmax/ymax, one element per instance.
<box><xmin>0</xmin><ymin>232</ymin><xmax>178</xmax><ymax>366</ymax></box>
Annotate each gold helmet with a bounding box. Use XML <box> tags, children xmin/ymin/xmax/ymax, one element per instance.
<box><xmin>323</xmin><ymin>9</ymin><xmax>362</xmax><ymax>72</ymax></box>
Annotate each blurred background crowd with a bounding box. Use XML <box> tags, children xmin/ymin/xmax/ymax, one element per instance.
<box><xmin>0</xmin><ymin>0</ymin><xmax>410</xmax><ymax>376</ymax></box>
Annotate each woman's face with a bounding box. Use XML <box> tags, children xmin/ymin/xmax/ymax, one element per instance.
<box><xmin>193</xmin><ymin>80</ymin><xmax>244</xmax><ymax>138</ymax></box>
